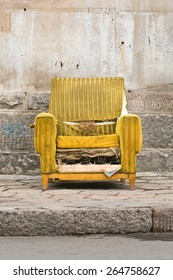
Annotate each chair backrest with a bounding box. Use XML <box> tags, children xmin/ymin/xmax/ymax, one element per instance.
<box><xmin>49</xmin><ymin>77</ymin><xmax>125</xmax><ymax>135</ymax></box>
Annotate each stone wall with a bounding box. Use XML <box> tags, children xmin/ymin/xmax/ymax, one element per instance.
<box><xmin>0</xmin><ymin>0</ymin><xmax>173</xmax><ymax>174</ymax></box>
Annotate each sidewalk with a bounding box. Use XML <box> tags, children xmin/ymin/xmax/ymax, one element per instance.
<box><xmin>0</xmin><ymin>172</ymin><xmax>173</xmax><ymax>236</ymax></box>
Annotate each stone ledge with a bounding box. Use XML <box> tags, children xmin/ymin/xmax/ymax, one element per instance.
<box><xmin>137</xmin><ymin>148</ymin><xmax>173</xmax><ymax>172</ymax></box>
<box><xmin>0</xmin><ymin>112</ymin><xmax>37</xmax><ymax>151</ymax></box>
<box><xmin>0</xmin><ymin>152</ymin><xmax>40</xmax><ymax>175</ymax></box>
<box><xmin>140</xmin><ymin>114</ymin><xmax>173</xmax><ymax>148</ymax></box>
<box><xmin>127</xmin><ymin>85</ymin><xmax>173</xmax><ymax>114</ymax></box>
<box><xmin>28</xmin><ymin>92</ymin><xmax>49</xmax><ymax>111</ymax></box>
<box><xmin>153</xmin><ymin>208</ymin><xmax>173</xmax><ymax>232</ymax></box>
<box><xmin>0</xmin><ymin>208</ymin><xmax>152</xmax><ymax>236</ymax></box>
<box><xmin>0</xmin><ymin>92</ymin><xmax>27</xmax><ymax>110</ymax></box>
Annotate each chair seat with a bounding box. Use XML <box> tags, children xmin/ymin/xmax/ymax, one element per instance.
<box><xmin>56</xmin><ymin>147</ymin><xmax>120</xmax><ymax>165</ymax></box>
<box><xmin>57</xmin><ymin>134</ymin><xmax>119</xmax><ymax>149</ymax></box>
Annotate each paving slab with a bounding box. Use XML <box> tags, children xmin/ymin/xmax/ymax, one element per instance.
<box><xmin>0</xmin><ymin>172</ymin><xmax>173</xmax><ymax>235</ymax></box>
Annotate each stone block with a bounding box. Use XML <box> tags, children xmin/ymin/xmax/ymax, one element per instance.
<box><xmin>0</xmin><ymin>208</ymin><xmax>152</xmax><ymax>236</ymax></box>
<box><xmin>0</xmin><ymin>152</ymin><xmax>40</xmax><ymax>175</ymax></box>
<box><xmin>137</xmin><ymin>148</ymin><xmax>173</xmax><ymax>172</ymax></box>
<box><xmin>127</xmin><ymin>85</ymin><xmax>173</xmax><ymax>113</ymax></box>
<box><xmin>153</xmin><ymin>208</ymin><xmax>173</xmax><ymax>232</ymax></box>
<box><xmin>0</xmin><ymin>112</ymin><xmax>36</xmax><ymax>151</ymax></box>
<box><xmin>0</xmin><ymin>92</ymin><xmax>27</xmax><ymax>109</ymax></box>
<box><xmin>140</xmin><ymin>114</ymin><xmax>173</xmax><ymax>148</ymax></box>
<box><xmin>28</xmin><ymin>92</ymin><xmax>49</xmax><ymax>111</ymax></box>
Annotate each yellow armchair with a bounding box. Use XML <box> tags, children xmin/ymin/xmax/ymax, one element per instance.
<box><xmin>33</xmin><ymin>77</ymin><xmax>142</xmax><ymax>190</ymax></box>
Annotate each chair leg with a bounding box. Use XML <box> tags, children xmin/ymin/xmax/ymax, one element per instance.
<box><xmin>129</xmin><ymin>174</ymin><xmax>136</xmax><ymax>190</ymax></box>
<box><xmin>42</xmin><ymin>174</ymin><xmax>49</xmax><ymax>191</ymax></box>
<box><xmin>121</xmin><ymin>178</ymin><xmax>126</xmax><ymax>184</ymax></box>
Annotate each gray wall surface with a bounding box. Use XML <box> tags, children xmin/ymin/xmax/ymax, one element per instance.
<box><xmin>0</xmin><ymin>0</ymin><xmax>173</xmax><ymax>174</ymax></box>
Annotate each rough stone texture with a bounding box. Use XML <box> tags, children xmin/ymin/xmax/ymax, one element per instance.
<box><xmin>127</xmin><ymin>84</ymin><xmax>173</xmax><ymax>114</ymax></box>
<box><xmin>137</xmin><ymin>149</ymin><xmax>173</xmax><ymax>172</ymax></box>
<box><xmin>0</xmin><ymin>208</ymin><xmax>152</xmax><ymax>236</ymax></box>
<box><xmin>153</xmin><ymin>208</ymin><xmax>173</xmax><ymax>232</ymax></box>
<box><xmin>0</xmin><ymin>112</ymin><xmax>36</xmax><ymax>152</ymax></box>
<box><xmin>0</xmin><ymin>153</ymin><xmax>40</xmax><ymax>174</ymax></box>
<box><xmin>28</xmin><ymin>92</ymin><xmax>50</xmax><ymax>111</ymax></box>
<box><xmin>0</xmin><ymin>92</ymin><xmax>27</xmax><ymax>110</ymax></box>
<box><xmin>140</xmin><ymin>114</ymin><xmax>173</xmax><ymax>148</ymax></box>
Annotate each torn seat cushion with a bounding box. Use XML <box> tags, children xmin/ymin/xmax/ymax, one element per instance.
<box><xmin>57</xmin><ymin>147</ymin><xmax>121</xmax><ymax>165</ymax></box>
<box><xmin>57</xmin><ymin>134</ymin><xmax>119</xmax><ymax>149</ymax></box>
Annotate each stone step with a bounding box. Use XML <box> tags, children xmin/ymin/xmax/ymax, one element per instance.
<box><xmin>1</xmin><ymin>207</ymin><xmax>173</xmax><ymax>235</ymax></box>
<box><xmin>0</xmin><ymin>208</ymin><xmax>152</xmax><ymax>236</ymax></box>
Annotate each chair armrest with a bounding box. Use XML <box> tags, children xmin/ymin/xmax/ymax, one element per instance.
<box><xmin>34</xmin><ymin>112</ymin><xmax>57</xmax><ymax>173</ymax></box>
<box><xmin>116</xmin><ymin>114</ymin><xmax>142</xmax><ymax>173</ymax></box>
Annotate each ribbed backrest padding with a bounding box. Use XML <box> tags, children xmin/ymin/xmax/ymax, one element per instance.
<box><xmin>49</xmin><ymin>77</ymin><xmax>125</xmax><ymax>135</ymax></box>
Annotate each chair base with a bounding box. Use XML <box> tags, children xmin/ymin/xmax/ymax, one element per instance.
<box><xmin>42</xmin><ymin>173</ymin><xmax>136</xmax><ymax>191</ymax></box>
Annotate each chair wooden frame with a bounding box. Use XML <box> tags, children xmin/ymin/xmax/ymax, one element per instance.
<box><xmin>42</xmin><ymin>173</ymin><xmax>136</xmax><ymax>191</ymax></box>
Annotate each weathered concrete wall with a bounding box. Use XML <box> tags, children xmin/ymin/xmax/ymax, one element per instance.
<box><xmin>0</xmin><ymin>0</ymin><xmax>173</xmax><ymax>174</ymax></box>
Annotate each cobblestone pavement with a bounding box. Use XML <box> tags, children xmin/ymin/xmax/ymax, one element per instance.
<box><xmin>0</xmin><ymin>172</ymin><xmax>173</xmax><ymax>235</ymax></box>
